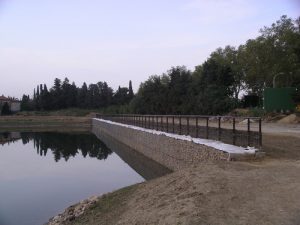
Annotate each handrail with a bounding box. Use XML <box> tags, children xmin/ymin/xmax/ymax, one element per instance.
<box><xmin>96</xmin><ymin>114</ymin><xmax>261</xmax><ymax>120</ymax></box>
<box><xmin>95</xmin><ymin>114</ymin><xmax>262</xmax><ymax>149</ymax></box>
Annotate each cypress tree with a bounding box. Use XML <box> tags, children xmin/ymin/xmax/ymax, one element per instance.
<box><xmin>1</xmin><ymin>102</ymin><xmax>11</xmax><ymax>115</ymax></box>
<box><xmin>128</xmin><ymin>80</ymin><xmax>134</xmax><ymax>99</ymax></box>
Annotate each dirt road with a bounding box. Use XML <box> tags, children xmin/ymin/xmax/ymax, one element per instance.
<box><xmin>262</xmin><ymin>123</ymin><xmax>300</xmax><ymax>160</ymax></box>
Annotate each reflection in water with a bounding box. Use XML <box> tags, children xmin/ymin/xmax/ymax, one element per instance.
<box><xmin>0</xmin><ymin>131</ymin><xmax>143</xmax><ymax>225</ymax></box>
<box><xmin>0</xmin><ymin>132</ymin><xmax>21</xmax><ymax>145</ymax></box>
<box><xmin>0</xmin><ymin>132</ymin><xmax>112</xmax><ymax>162</ymax></box>
<box><xmin>1</xmin><ymin>131</ymin><xmax>171</xmax><ymax>180</ymax></box>
<box><xmin>0</xmin><ymin>131</ymin><xmax>171</xmax><ymax>225</ymax></box>
<box><xmin>93</xmin><ymin>130</ymin><xmax>172</xmax><ymax>180</ymax></box>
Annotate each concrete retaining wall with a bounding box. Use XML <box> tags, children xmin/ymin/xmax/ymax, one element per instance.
<box><xmin>93</xmin><ymin>119</ymin><xmax>230</xmax><ymax>171</ymax></box>
<box><xmin>93</xmin><ymin>130</ymin><xmax>171</xmax><ymax>180</ymax></box>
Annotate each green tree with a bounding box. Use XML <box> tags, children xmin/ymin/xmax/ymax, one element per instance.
<box><xmin>196</xmin><ymin>58</ymin><xmax>235</xmax><ymax>114</ymax></box>
<box><xmin>210</xmin><ymin>46</ymin><xmax>245</xmax><ymax>101</ymax></box>
<box><xmin>21</xmin><ymin>95</ymin><xmax>34</xmax><ymax>111</ymax></box>
<box><xmin>77</xmin><ymin>82</ymin><xmax>88</xmax><ymax>108</ymax></box>
<box><xmin>1</xmin><ymin>102</ymin><xmax>11</xmax><ymax>115</ymax></box>
<box><xmin>242</xmin><ymin>15</ymin><xmax>300</xmax><ymax>96</ymax></box>
<box><xmin>128</xmin><ymin>80</ymin><xmax>134</xmax><ymax>100</ymax></box>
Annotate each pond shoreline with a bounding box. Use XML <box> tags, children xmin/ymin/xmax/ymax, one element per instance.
<box><xmin>45</xmin><ymin>196</ymin><xmax>101</xmax><ymax>225</ymax></box>
<box><xmin>44</xmin><ymin>160</ymin><xmax>300</xmax><ymax>225</ymax></box>
<box><xmin>2</xmin><ymin>116</ymin><xmax>300</xmax><ymax>224</ymax></box>
<box><xmin>0</xmin><ymin>116</ymin><xmax>92</xmax><ymax>132</ymax></box>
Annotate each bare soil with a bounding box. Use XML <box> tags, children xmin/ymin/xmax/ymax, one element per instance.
<box><xmin>55</xmin><ymin>122</ymin><xmax>300</xmax><ymax>225</ymax></box>
<box><xmin>61</xmin><ymin>160</ymin><xmax>300</xmax><ymax>225</ymax></box>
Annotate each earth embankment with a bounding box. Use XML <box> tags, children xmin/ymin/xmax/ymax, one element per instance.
<box><xmin>0</xmin><ymin>116</ymin><xmax>91</xmax><ymax>131</ymax></box>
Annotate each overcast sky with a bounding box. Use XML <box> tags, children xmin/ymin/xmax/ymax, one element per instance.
<box><xmin>0</xmin><ymin>0</ymin><xmax>299</xmax><ymax>98</ymax></box>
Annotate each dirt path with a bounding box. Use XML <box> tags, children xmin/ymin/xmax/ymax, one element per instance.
<box><xmin>259</xmin><ymin>122</ymin><xmax>300</xmax><ymax>160</ymax></box>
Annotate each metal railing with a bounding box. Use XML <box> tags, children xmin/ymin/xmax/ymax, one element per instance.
<box><xmin>95</xmin><ymin>114</ymin><xmax>262</xmax><ymax>149</ymax></box>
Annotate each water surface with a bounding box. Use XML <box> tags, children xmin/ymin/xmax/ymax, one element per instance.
<box><xmin>0</xmin><ymin>132</ymin><xmax>145</xmax><ymax>225</ymax></box>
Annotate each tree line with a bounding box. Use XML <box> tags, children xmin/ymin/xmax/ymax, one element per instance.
<box><xmin>21</xmin><ymin>132</ymin><xmax>112</xmax><ymax>162</ymax></box>
<box><xmin>21</xmin><ymin>78</ymin><xmax>134</xmax><ymax>111</ymax></box>
<box><xmin>21</xmin><ymin>15</ymin><xmax>300</xmax><ymax>115</ymax></box>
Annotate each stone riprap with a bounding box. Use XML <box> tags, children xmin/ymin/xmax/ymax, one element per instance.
<box><xmin>92</xmin><ymin>119</ymin><xmax>256</xmax><ymax>171</ymax></box>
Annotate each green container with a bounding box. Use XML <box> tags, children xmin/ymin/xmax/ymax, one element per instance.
<box><xmin>264</xmin><ymin>87</ymin><xmax>296</xmax><ymax>112</ymax></box>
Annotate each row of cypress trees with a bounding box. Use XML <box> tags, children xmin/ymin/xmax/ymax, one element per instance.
<box><xmin>21</xmin><ymin>78</ymin><xmax>134</xmax><ymax>111</ymax></box>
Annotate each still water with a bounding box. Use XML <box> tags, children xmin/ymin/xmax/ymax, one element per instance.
<box><xmin>0</xmin><ymin>131</ymin><xmax>166</xmax><ymax>225</ymax></box>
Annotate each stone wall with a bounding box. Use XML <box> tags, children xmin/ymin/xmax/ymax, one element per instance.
<box><xmin>93</xmin><ymin>119</ymin><xmax>229</xmax><ymax>171</ymax></box>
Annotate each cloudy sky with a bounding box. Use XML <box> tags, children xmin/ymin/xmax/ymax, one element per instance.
<box><xmin>0</xmin><ymin>0</ymin><xmax>299</xmax><ymax>98</ymax></box>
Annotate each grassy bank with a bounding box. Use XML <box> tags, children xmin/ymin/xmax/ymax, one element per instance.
<box><xmin>0</xmin><ymin>115</ymin><xmax>92</xmax><ymax>132</ymax></box>
<box><xmin>15</xmin><ymin>105</ymin><xmax>131</xmax><ymax>117</ymax></box>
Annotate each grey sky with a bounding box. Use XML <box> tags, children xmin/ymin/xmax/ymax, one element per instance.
<box><xmin>0</xmin><ymin>0</ymin><xmax>299</xmax><ymax>98</ymax></box>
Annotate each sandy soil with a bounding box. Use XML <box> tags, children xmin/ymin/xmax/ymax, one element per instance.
<box><xmin>116</xmin><ymin>160</ymin><xmax>300</xmax><ymax>225</ymax></box>
<box><xmin>61</xmin><ymin>160</ymin><xmax>300</xmax><ymax>225</ymax></box>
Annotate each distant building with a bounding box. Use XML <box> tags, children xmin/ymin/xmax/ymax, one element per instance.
<box><xmin>0</xmin><ymin>132</ymin><xmax>21</xmax><ymax>145</ymax></box>
<box><xmin>0</xmin><ymin>95</ymin><xmax>21</xmax><ymax>114</ymax></box>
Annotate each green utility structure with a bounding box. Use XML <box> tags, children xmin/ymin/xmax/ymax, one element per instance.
<box><xmin>263</xmin><ymin>87</ymin><xmax>296</xmax><ymax>112</ymax></box>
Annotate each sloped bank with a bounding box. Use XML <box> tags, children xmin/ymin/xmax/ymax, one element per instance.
<box><xmin>46</xmin><ymin>118</ymin><xmax>262</xmax><ymax>225</ymax></box>
<box><xmin>0</xmin><ymin>116</ymin><xmax>91</xmax><ymax>131</ymax></box>
<box><xmin>92</xmin><ymin>118</ymin><xmax>259</xmax><ymax>171</ymax></box>
<box><xmin>48</xmin><ymin>160</ymin><xmax>300</xmax><ymax>225</ymax></box>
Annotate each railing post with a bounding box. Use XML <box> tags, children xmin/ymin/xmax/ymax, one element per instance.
<box><xmin>259</xmin><ymin>118</ymin><xmax>262</xmax><ymax>148</ymax></box>
<box><xmin>218</xmin><ymin>116</ymin><xmax>221</xmax><ymax>141</ymax></box>
<box><xmin>166</xmin><ymin>116</ymin><xmax>169</xmax><ymax>132</ymax></box>
<box><xmin>233</xmin><ymin>117</ymin><xmax>236</xmax><ymax>145</ymax></box>
<box><xmin>247</xmin><ymin>118</ymin><xmax>250</xmax><ymax>146</ymax></box>
<box><xmin>206</xmin><ymin>117</ymin><xmax>209</xmax><ymax>139</ymax></box>
<box><xmin>160</xmin><ymin>116</ymin><xmax>163</xmax><ymax>131</ymax></box>
<box><xmin>196</xmin><ymin>117</ymin><xmax>199</xmax><ymax>138</ymax></box>
<box><xmin>146</xmin><ymin>116</ymin><xmax>148</xmax><ymax>128</ymax></box>
<box><xmin>187</xmin><ymin>117</ymin><xmax>190</xmax><ymax>135</ymax></box>
<box><xmin>172</xmin><ymin>116</ymin><xmax>175</xmax><ymax>133</ymax></box>
<box><xmin>151</xmin><ymin>116</ymin><xmax>153</xmax><ymax>129</ymax></box>
<box><xmin>153</xmin><ymin>116</ymin><xmax>155</xmax><ymax>129</ymax></box>
<box><xmin>179</xmin><ymin>116</ymin><xmax>182</xmax><ymax>135</ymax></box>
<box><xmin>156</xmin><ymin>116</ymin><xmax>158</xmax><ymax>130</ymax></box>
